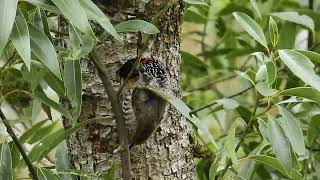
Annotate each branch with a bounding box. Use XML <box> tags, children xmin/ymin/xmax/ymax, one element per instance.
<box><xmin>190</xmin><ymin>85</ymin><xmax>254</xmax><ymax>115</ymax></box>
<box><xmin>89</xmin><ymin>48</ymin><xmax>132</xmax><ymax>180</ymax></box>
<box><xmin>0</xmin><ymin>109</ymin><xmax>39</xmax><ymax>180</ymax></box>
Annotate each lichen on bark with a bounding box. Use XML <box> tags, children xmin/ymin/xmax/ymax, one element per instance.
<box><xmin>62</xmin><ymin>1</ymin><xmax>195</xmax><ymax>179</ymax></box>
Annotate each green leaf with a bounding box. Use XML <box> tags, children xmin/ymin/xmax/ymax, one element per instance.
<box><xmin>209</xmin><ymin>154</ymin><xmax>222</xmax><ymax>180</ymax></box>
<box><xmin>268</xmin><ymin>116</ymin><xmax>292</xmax><ymax>170</ymax></box>
<box><xmin>255</xmin><ymin>64</ymin><xmax>266</xmax><ymax>82</ymax></box>
<box><xmin>50</xmin><ymin>0</ymin><xmax>95</xmax><ymax>38</ymax></box>
<box><xmin>233</xmin><ymin>12</ymin><xmax>267</xmax><ymax>48</ymax></box>
<box><xmin>241</xmin><ymin>155</ymin><xmax>289</xmax><ymax>177</ymax></box>
<box><xmin>0</xmin><ymin>0</ymin><xmax>18</xmax><ymax>56</ymax></box>
<box><xmin>143</xmin><ymin>86</ymin><xmax>218</xmax><ymax>149</ymax></box>
<box><xmin>28</xmin><ymin>23</ymin><xmax>62</xmax><ymax>79</ymax></box>
<box><xmin>307</xmin><ymin>114</ymin><xmax>320</xmax><ymax>146</ymax></box>
<box><xmin>0</xmin><ymin>143</ymin><xmax>13</xmax><ymax>180</ymax></box>
<box><xmin>242</xmin><ymin>155</ymin><xmax>303</xmax><ymax>180</ymax></box>
<box><xmin>11</xmin><ymin>120</ymin><xmax>54</xmax><ymax>168</ymax></box>
<box><xmin>32</xmin><ymin>8</ymin><xmax>52</xmax><ymax>42</ymax></box>
<box><xmin>63</xmin><ymin>59</ymin><xmax>82</xmax><ymax>120</ymax></box>
<box><xmin>250</xmin><ymin>0</ymin><xmax>261</xmax><ymax>20</ymax></box>
<box><xmin>268</xmin><ymin>16</ymin><xmax>279</xmax><ymax>47</ymax></box>
<box><xmin>34</xmin><ymin>89</ymin><xmax>73</xmax><ymax>120</ymax></box>
<box><xmin>78</xmin><ymin>0</ymin><xmax>120</xmax><ymax>40</ymax></box>
<box><xmin>295</xmin><ymin>50</ymin><xmax>320</xmax><ymax>63</ymax></box>
<box><xmin>37</xmin><ymin>168</ymin><xmax>60</xmax><ymax>180</ymax></box>
<box><xmin>21</xmin><ymin>0</ymin><xmax>61</xmax><ymax>14</ymax></box>
<box><xmin>56</xmin><ymin>141</ymin><xmax>74</xmax><ymax>180</ymax></box>
<box><xmin>68</xmin><ymin>24</ymin><xmax>93</xmax><ymax>59</ymax></box>
<box><xmin>256</xmin><ymin>81</ymin><xmax>278</xmax><ymax>96</ymax></box>
<box><xmin>184</xmin><ymin>0</ymin><xmax>208</xmax><ymax>6</ymax></box>
<box><xmin>115</xmin><ymin>20</ymin><xmax>160</xmax><ymax>34</ymax></box>
<box><xmin>278</xmin><ymin>87</ymin><xmax>320</xmax><ymax>104</ymax></box>
<box><xmin>258</xmin><ymin>118</ymin><xmax>269</xmax><ymax>142</ymax></box>
<box><xmin>101</xmin><ymin>163</ymin><xmax>117</xmax><ymax>180</ymax></box>
<box><xmin>278</xmin><ymin>49</ymin><xmax>320</xmax><ymax>92</ymax></box>
<box><xmin>279</xmin><ymin>22</ymin><xmax>296</xmax><ymax>49</ymax></box>
<box><xmin>10</xmin><ymin>8</ymin><xmax>31</xmax><ymax>70</ymax></box>
<box><xmin>271</xmin><ymin>12</ymin><xmax>314</xmax><ymax>30</ymax></box>
<box><xmin>225</xmin><ymin>118</ymin><xmax>245</xmax><ymax>165</ymax></box>
<box><xmin>266</xmin><ymin>61</ymin><xmax>276</xmax><ymax>86</ymax></box>
<box><xmin>277</xmin><ymin>106</ymin><xmax>305</xmax><ymax>156</ymax></box>
<box><xmin>29</xmin><ymin>118</ymin><xmax>97</xmax><ymax>162</ymax></box>
<box><xmin>237</xmin><ymin>144</ymin><xmax>267</xmax><ymax>180</ymax></box>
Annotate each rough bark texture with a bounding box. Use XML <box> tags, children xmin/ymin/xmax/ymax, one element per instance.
<box><xmin>63</xmin><ymin>1</ymin><xmax>195</xmax><ymax>179</ymax></box>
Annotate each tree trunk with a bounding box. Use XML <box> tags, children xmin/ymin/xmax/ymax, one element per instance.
<box><xmin>63</xmin><ymin>1</ymin><xmax>195</xmax><ymax>179</ymax></box>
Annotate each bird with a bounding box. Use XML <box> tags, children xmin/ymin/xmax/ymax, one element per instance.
<box><xmin>117</xmin><ymin>53</ymin><xmax>170</xmax><ymax>148</ymax></box>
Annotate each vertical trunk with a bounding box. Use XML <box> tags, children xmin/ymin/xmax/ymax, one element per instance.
<box><xmin>63</xmin><ymin>1</ymin><xmax>195</xmax><ymax>179</ymax></box>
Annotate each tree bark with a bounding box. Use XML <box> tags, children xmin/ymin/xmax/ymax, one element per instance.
<box><xmin>63</xmin><ymin>1</ymin><xmax>195</xmax><ymax>179</ymax></box>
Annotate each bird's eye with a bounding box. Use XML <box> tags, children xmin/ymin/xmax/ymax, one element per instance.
<box><xmin>141</xmin><ymin>58</ymin><xmax>151</xmax><ymax>64</ymax></box>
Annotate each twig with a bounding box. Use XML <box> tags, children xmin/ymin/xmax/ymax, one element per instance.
<box><xmin>89</xmin><ymin>48</ymin><xmax>131</xmax><ymax>180</ymax></box>
<box><xmin>308</xmin><ymin>0</ymin><xmax>314</xmax><ymax>49</ymax></box>
<box><xmin>190</xmin><ymin>85</ymin><xmax>254</xmax><ymax>115</ymax></box>
<box><xmin>0</xmin><ymin>109</ymin><xmax>39</xmax><ymax>180</ymax></box>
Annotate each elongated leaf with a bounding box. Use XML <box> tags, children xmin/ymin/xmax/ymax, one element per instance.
<box><xmin>266</xmin><ymin>61</ymin><xmax>276</xmax><ymax>85</ymax></box>
<box><xmin>209</xmin><ymin>154</ymin><xmax>222</xmax><ymax>180</ymax></box>
<box><xmin>28</xmin><ymin>23</ymin><xmax>61</xmax><ymax>79</ymax></box>
<box><xmin>34</xmin><ymin>89</ymin><xmax>73</xmax><ymax>120</ymax></box>
<box><xmin>78</xmin><ymin>0</ymin><xmax>119</xmax><ymax>40</ymax></box>
<box><xmin>277</xmin><ymin>106</ymin><xmax>305</xmax><ymax>156</ymax></box>
<box><xmin>307</xmin><ymin>114</ymin><xmax>320</xmax><ymax>145</ymax></box>
<box><xmin>279</xmin><ymin>22</ymin><xmax>296</xmax><ymax>49</ymax></box>
<box><xmin>29</xmin><ymin>118</ymin><xmax>97</xmax><ymax>162</ymax></box>
<box><xmin>143</xmin><ymin>86</ymin><xmax>218</xmax><ymax>148</ymax></box>
<box><xmin>233</xmin><ymin>12</ymin><xmax>267</xmax><ymax>48</ymax></box>
<box><xmin>64</xmin><ymin>59</ymin><xmax>82</xmax><ymax>120</ymax></box>
<box><xmin>56</xmin><ymin>141</ymin><xmax>74</xmax><ymax>180</ymax></box>
<box><xmin>226</xmin><ymin>118</ymin><xmax>245</xmax><ymax>165</ymax></box>
<box><xmin>237</xmin><ymin>143</ymin><xmax>267</xmax><ymax>180</ymax></box>
<box><xmin>0</xmin><ymin>0</ymin><xmax>18</xmax><ymax>56</ymax></box>
<box><xmin>11</xmin><ymin>120</ymin><xmax>53</xmax><ymax>168</ymax></box>
<box><xmin>295</xmin><ymin>50</ymin><xmax>320</xmax><ymax>63</ymax></box>
<box><xmin>68</xmin><ymin>24</ymin><xmax>93</xmax><ymax>59</ymax></box>
<box><xmin>51</xmin><ymin>0</ymin><xmax>95</xmax><ymax>37</ymax></box>
<box><xmin>241</xmin><ymin>155</ymin><xmax>289</xmax><ymax>177</ymax></box>
<box><xmin>37</xmin><ymin>168</ymin><xmax>60</xmax><ymax>180</ymax></box>
<box><xmin>115</xmin><ymin>20</ymin><xmax>160</xmax><ymax>34</ymax></box>
<box><xmin>101</xmin><ymin>163</ymin><xmax>117</xmax><ymax>180</ymax></box>
<box><xmin>32</xmin><ymin>8</ymin><xmax>52</xmax><ymax>41</ymax></box>
<box><xmin>271</xmin><ymin>12</ymin><xmax>314</xmax><ymax>30</ymax></box>
<box><xmin>269</xmin><ymin>16</ymin><xmax>279</xmax><ymax>47</ymax></box>
<box><xmin>268</xmin><ymin>116</ymin><xmax>292</xmax><ymax>170</ymax></box>
<box><xmin>278</xmin><ymin>87</ymin><xmax>320</xmax><ymax>104</ymax></box>
<box><xmin>279</xmin><ymin>50</ymin><xmax>320</xmax><ymax>92</ymax></box>
<box><xmin>258</xmin><ymin>118</ymin><xmax>269</xmax><ymax>142</ymax></box>
<box><xmin>0</xmin><ymin>143</ymin><xmax>13</xmax><ymax>180</ymax></box>
<box><xmin>256</xmin><ymin>81</ymin><xmax>278</xmax><ymax>96</ymax></box>
<box><xmin>10</xmin><ymin>9</ymin><xmax>31</xmax><ymax>70</ymax></box>
<box><xmin>21</xmin><ymin>0</ymin><xmax>61</xmax><ymax>14</ymax></box>
<box><xmin>250</xmin><ymin>0</ymin><xmax>261</xmax><ymax>20</ymax></box>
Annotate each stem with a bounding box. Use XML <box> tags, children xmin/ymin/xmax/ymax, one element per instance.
<box><xmin>308</xmin><ymin>0</ymin><xmax>314</xmax><ymax>49</ymax></box>
<box><xmin>89</xmin><ymin>49</ymin><xmax>132</xmax><ymax>180</ymax></box>
<box><xmin>0</xmin><ymin>109</ymin><xmax>39</xmax><ymax>180</ymax></box>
